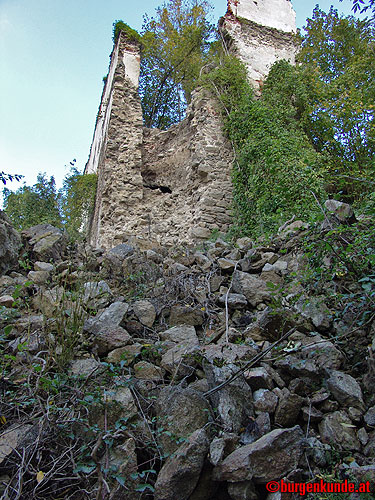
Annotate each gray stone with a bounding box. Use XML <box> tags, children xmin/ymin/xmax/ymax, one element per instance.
<box><xmin>107</xmin><ymin>243</ymin><xmax>134</xmax><ymax>260</ymax></box>
<box><xmin>133</xmin><ymin>300</ymin><xmax>156</xmax><ymax>327</ymax></box>
<box><xmin>34</xmin><ymin>261</ymin><xmax>54</xmax><ymax>272</ymax></box>
<box><xmin>205</xmin><ymin>363</ymin><xmax>254</xmax><ymax>433</ymax></box>
<box><xmin>236</xmin><ymin>237</ymin><xmax>253</xmax><ymax>251</ymax></box>
<box><xmin>169</xmin><ymin>305</ymin><xmax>204</xmax><ymax>326</ymax></box>
<box><xmin>244</xmin><ymin>367</ymin><xmax>273</xmax><ymax>390</ymax></box>
<box><xmin>364</xmin><ymin>431</ymin><xmax>375</xmax><ymax>457</ymax></box>
<box><xmin>218</xmin><ymin>293</ymin><xmax>248</xmax><ymax>308</ymax></box>
<box><xmin>300</xmin><ymin>334</ymin><xmax>343</xmax><ymax>371</ymax></box>
<box><xmin>93</xmin><ymin>325</ymin><xmax>132</xmax><ymax>355</ymax></box>
<box><xmin>0</xmin><ymin>295</ymin><xmax>14</xmax><ymax>308</ymax></box>
<box><xmin>70</xmin><ymin>358</ymin><xmax>104</xmax><ymax>377</ymax></box>
<box><xmin>154</xmin><ymin>428</ymin><xmax>209</xmax><ymax>500</ymax></box>
<box><xmin>213</xmin><ymin>426</ymin><xmax>305</xmax><ymax>483</ymax></box>
<box><xmin>22</xmin><ymin>224</ymin><xmax>67</xmax><ymax>261</ymax></box>
<box><xmin>160</xmin><ymin>325</ymin><xmax>199</xmax><ymax>345</ymax></box>
<box><xmin>155</xmin><ymin>387</ymin><xmax>212</xmax><ymax>456</ymax></box>
<box><xmin>327</xmin><ymin>371</ymin><xmax>365</xmax><ymax>410</ymax></box>
<box><xmin>319</xmin><ymin>410</ymin><xmax>361</xmax><ymax>451</ymax></box>
<box><xmin>218</xmin><ymin>258</ymin><xmax>236</xmax><ymax>271</ymax></box>
<box><xmin>84</xmin><ymin>301</ymin><xmax>129</xmax><ymax>335</ymax></box>
<box><xmin>253</xmin><ymin>389</ymin><xmax>278</xmax><ymax>414</ymax></box>
<box><xmin>294</xmin><ymin>296</ymin><xmax>332</xmax><ymax>330</ymax></box>
<box><xmin>109</xmin><ymin>387</ymin><xmax>138</xmax><ymax>421</ymax></box>
<box><xmin>27</xmin><ymin>270</ymin><xmax>50</xmax><ymax>284</ymax></box>
<box><xmin>364</xmin><ymin>406</ymin><xmax>375</xmax><ymax>427</ymax></box>
<box><xmin>227</xmin><ymin>481</ymin><xmax>259</xmax><ymax>500</ymax></box>
<box><xmin>325</xmin><ymin>199</ymin><xmax>356</xmax><ymax>223</ymax></box>
<box><xmin>305</xmin><ymin>437</ymin><xmax>331</xmax><ymax>467</ymax></box>
<box><xmin>134</xmin><ymin>361</ymin><xmax>164</xmax><ymax>381</ymax></box>
<box><xmin>232</xmin><ymin>271</ymin><xmax>271</xmax><ymax>307</ymax></box>
<box><xmin>160</xmin><ymin>342</ymin><xmax>200</xmax><ymax>378</ymax></box>
<box><xmin>107</xmin><ymin>344</ymin><xmax>143</xmax><ymax>365</ymax></box>
<box><xmin>0</xmin><ymin>211</ymin><xmax>21</xmax><ymax>275</ymax></box>
<box><xmin>83</xmin><ymin>281</ymin><xmax>112</xmax><ymax>307</ymax></box>
<box><xmin>274</xmin><ymin>388</ymin><xmax>304</xmax><ymax>427</ymax></box>
<box><xmin>0</xmin><ymin>424</ymin><xmax>33</xmax><ymax>466</ymax></box>
<box><xmin>209</xmin><ymin>434</ymin><xmax>239</xmax><ymax>466</ymax></box>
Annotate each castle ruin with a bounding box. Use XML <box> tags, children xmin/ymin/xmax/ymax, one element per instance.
<box><xmin>85</xmin><ymin>0</ymin><xmax>297</xmax><ymax>249</ymax></box>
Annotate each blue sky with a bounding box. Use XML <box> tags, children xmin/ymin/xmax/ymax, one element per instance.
<box><xmin>0</xmin><ymin>0</ymin><xmax>363</xmax><ymax>193</ymax></box>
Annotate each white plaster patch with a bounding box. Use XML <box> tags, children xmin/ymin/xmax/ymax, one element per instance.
<box><xmin>229</xmin><ymin>0</ymin><xmax>296</xmax><ymax>33</ymax></box>
<box><xmin>123</xmin><ymin>51</ymin><xmax>140</xmax><ymax>88</ymax></box>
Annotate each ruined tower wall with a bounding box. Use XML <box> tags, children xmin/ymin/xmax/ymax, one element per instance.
<box><xmin>224</xmin><ymin>0</ymin><xmax>297</xmax><ymax>87</ymax></box>
<box><xmin>86</xmin><ymin>0</ymin><xmax>297</xmax><ymax>250</ymax></box>
<box><xmin>87</xmin><ymin>33</ymin><xmax>234</xmax><ymax>249</ymax></box>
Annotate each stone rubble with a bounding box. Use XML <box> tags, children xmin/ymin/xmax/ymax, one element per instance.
<box><xmin>0</xmin><ymin>215</ymin><xmax>374</xmax><ymax>499</ymax></box>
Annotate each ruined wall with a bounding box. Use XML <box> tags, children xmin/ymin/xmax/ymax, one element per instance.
<box><xmin>223</xmin><ymin>0</ymin><xmax>297</xmax><ymax>87</ymax></box>
<box><xmin>86</xmin><ymin>0</ymin><xmax>298</xmax><ymax>250</ymax></box>
<box><xmin>87</xmin><ymin>32</ymin><xmax>233</xmax><ymax>249</ymax></box>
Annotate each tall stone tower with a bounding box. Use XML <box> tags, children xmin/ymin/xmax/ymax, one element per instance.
<box><xmin>85</xmin><ymin>0</ymin><xmax>297</xmax><ymax>250</ymax></box>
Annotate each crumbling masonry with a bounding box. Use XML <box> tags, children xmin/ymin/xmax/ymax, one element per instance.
<box><xmin>85</xmin><ymin>0</ymin><xmax>297</xmax><ymax>249</ymax></box>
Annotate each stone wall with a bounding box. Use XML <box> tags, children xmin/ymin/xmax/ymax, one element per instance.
<box><xmin>223</xmin><ymin>0</ymin><xmax>298</xmax><ymax>88</ymax></box>
<box><xmin>86</xmin><ymin>32</ymin><xmax>233</xmax><ymax>249</ymax></box>
<box><xmin>86</xmin><ymin>0</ymin><xmax>298</xmax><ymax>250</ymax></box>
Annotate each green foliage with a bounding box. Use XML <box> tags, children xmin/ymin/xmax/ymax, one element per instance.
<box><xmin>139</xmin><ymin>0</ymin><xmax>215</xmax><ymax>129</ymax></box>
<box><xmin>3</xmin><ymin>169</ymin><xmax>97</xmax><ymax>239</ymax></box>
<box><xmin>60</xmin><ymin>168</ymin><xmax>97</xmax><ymax>239</ymax></box>
<box><xmin>3</xmin><ymin>173</ymin><xmax>62</xmax><ymax>230</ymax></box>
<box><xmin>204</xmin><ymin>57</ymin><xmax>326</xmax><ymax>236</ymax></box>
<box><xmin>112</xmin><ymin>20</ymin><xmax>142</xmax><ymax>44</ymax></box>
<box><xmin>298</xmin><ymin>7</ymin><xmax>375</xmax><ymax>200</ymax></box>
<box><xmin>0</xmin><ymin>172</ymin><xmax>24</xmax><ymax>185</ymax></box>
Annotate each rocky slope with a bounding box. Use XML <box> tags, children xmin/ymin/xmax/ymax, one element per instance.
<box><xmin>0</xmin><ymin>203</ymin><xmax>374</xmax><ymax>499</ymax></box>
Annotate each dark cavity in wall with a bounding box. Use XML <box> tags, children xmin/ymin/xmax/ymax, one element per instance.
<box><xmin>144</xmin><ymin>184</ymin><xmax>172</xmax><ymax>194</ymax></box>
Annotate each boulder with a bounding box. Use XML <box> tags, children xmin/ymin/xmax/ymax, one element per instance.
<box><xmin>0</xmin><ymin>211</ymin><xmax>21</xmax><ymax>275</ymax></box>
<box><xmin>253</xmin><ymin>389</ymin><xmax>278</xmax><ymax>414</ymax></box>
<box><xmin>204</xmin><ymin>364</ymin><xmax>254</xmax><ymax>433</ymax></box>
<box><xmin>160</xmin><ymin>325</ymin><xmax>199</xmax><ymax>345</ymax></box>
<box><xmin>244</xmin><ymin>367</ymin><xmax>273</xmax><ymax>391</ymax></box>
<box><xmin>134</xmin><ymin>361</ymin><xmax>164</xmax><ymax>381</ymax></box>
<box><xmin>232</xmin><ymin>271</ymin><xmax>271</xmax><ymax>307</ymax></box>
<box><xmin>69</xmin><ymin>358</ymin><xmax>104</xmax><ymax>377</ymax></box>
<box><xmin>364</xmin><ymin>406</ymin><xmax>375</xmax><ymax>427</ymax></box>
<box><xmin>327</xmin><ymin>371</ymin><xmax>365</xmax><ymax>410</ymax></box>
<box><xmin>155</xmin><ymin>387</ymin><xmax>212</xmax><ymax>456</ymax></box>
<box><xmin>319</xmin><ymin>410</ymin><xmax>361</xmax><ymax>451</ymax></box>
<box><xmin>169</xmin><ymin>305</ymin><xmax>204</xmax><ymax>326</ymax></box>
<box><xmin>84</xmin><ymin>302</ymin><xmax>129</xmax><ymax>335</ymax></box>
<box><xmin>324</xmin><ymin>199</ymin><xmax>356</xmax><ymax>224</ymax></box>
<box><xmin>22</xmin><ymin>224</ymin><xmax>67</xmax><ymax>261</ymax></box>
<box><xmin>154</xmin><ymin>428</ymin><xmax>209</xmax><ymax>500</ymax></box>
<box><xmin>133</xmin><ymin>300</ymin><xmax>156</xmax><ymax>327</ymax></box>
<box><xmin>274</xmin><ymin>388</ymin><xmax>304</xmax><ymax>427</ymax></box>
<box><xmin>213</xmin><ymin>426</ymin><xmax>305</xmax><ymax>483</ymax></box>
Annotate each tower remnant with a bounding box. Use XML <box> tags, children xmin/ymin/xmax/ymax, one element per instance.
<box><xmin>85</xmin><ymin>0</ymin><xmax>297</xmax><ymax>249</ymax></box>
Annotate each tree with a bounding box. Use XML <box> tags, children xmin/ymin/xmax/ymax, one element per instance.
<box><xmin>0</xmin><ymin>172</ymin><xmax>24</xmax><ymax>185</ymax></box>
<box><xmin>3</xmin><ymin>174</ymin><xmax>62</xmax><ymax>230</ymax></box>
<box><xmin>3</xmin><ymin>169</ymin><xmax>97</xmax><ymax>237</ymax></box>
<box><xmin>340</xmin><ymin>0</ymin><xmax>375</xmax><ymax>18</ymax></box>
<box><xmin>139</xmin><ymin>0</ymin><xmax>215</xmax><ymax>129</ymax></box>
<box><xmin>298</xmin><ymin>7</ymin><xmax>375</xmax><ymax>198</ymax></box>
<box><xmin>60</xmin><ymin>168</ymin><xmax>97</xmax><ymax>239</ymax></box>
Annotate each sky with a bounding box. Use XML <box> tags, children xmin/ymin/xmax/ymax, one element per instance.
<box><xmin>0</xmin><ymin>0</ymin><xmax>365</xmax><ymax>195</ymax></box>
